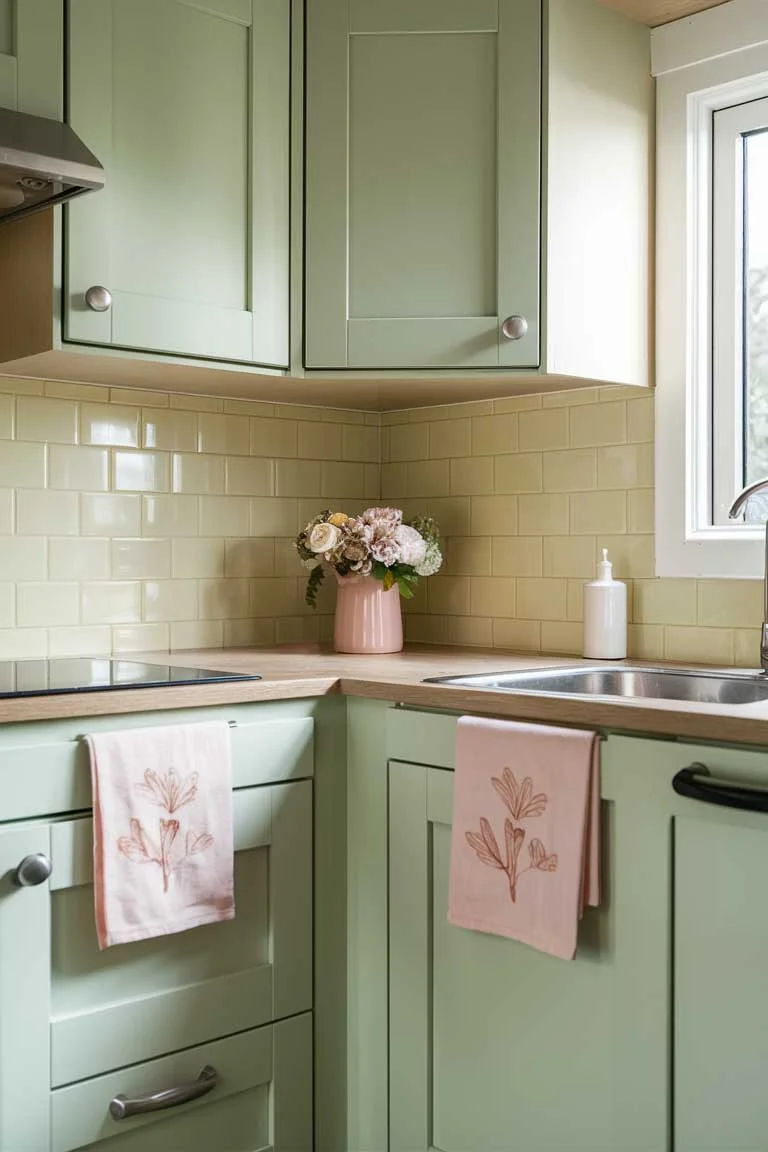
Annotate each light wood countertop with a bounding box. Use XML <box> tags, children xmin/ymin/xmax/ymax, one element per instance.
<box><xmin>2</xmin><ymin>645</ymin><xmax>768</xmax><ymax>748</ymax></box>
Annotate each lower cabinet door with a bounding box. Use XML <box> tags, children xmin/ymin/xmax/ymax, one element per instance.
<box><xmin>51</xmin><ymin>1013</ymin><xmax>312</xmax><ymax>1152</ymax></box>
<box><xmin>387</xmin><ymin>758</ymin><xmax>669</xmax><ymax>1152</ymax></box>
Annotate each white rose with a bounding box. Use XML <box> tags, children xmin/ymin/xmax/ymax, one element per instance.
<box><xmin>309</xmin><ymin>522</ymin><xmax>342</xmax><ymax>554</ymax></box>
<box><xmin>395</xmin><ymin>524</ymin><xmax>427</xmax><ymax>567</ymax></box>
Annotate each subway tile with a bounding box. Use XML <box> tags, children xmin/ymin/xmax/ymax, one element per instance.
<box><xmin>0</xmin><ymin>584</ymin><xmax>13</xmax><ymax>627</ymax></box>
<box><xmin>16</xmin><ymin>396</ymin><xmax>78</xmax><ymax>444</ymax></box>
<box><xmin>471</xmin><ymin>494</ymin><xmax>518</xmax><ymax>536</ymax></box>
<box><xmin>322</xmin><ymin>407</ymin><xmax>366</xmax><ymax>425</ymax></box>
<box><xmin>226</xmin><ymin>617</ymin><xmax>277</xmax><ymax>647</ymax></box>
<box><xmin>543</xmin><ymin>535</ymin><xmax>597</xmax><ymax>578</ymax></box>
<box><xmin>388</xmin><ymin>423</ymin><xmax>429</xmax><ymax>462</ymax></box>
<box><xmin>298</xmin><ymin>421</ymin><xmax>342</xmax><ymax>460</ymax></box>
<box><xmin>629</xmin><ymin>488</ymin><xmax>654</xmax><ymax>534</ymax></box>
<box><xmin>225</xmin><ymin>457</ymin><xmax>274</xmax><ymax>496</ymax></box>
<box><xmin>172</xmin><ymin>538</ymin><xmax>225</xmax><ymax>579</ymax></box>
<box><xmin>627</xmin><ymin>624</ymin><xmax>665</xmax><ymax>662</ymax></box>
<box><xmin>199</xmin><ymin>496</ymin><xmax>250</xmax><ymax>537</ymax></box>
<box><xmin>342</xmin><ymin>425</ymin><xmax>380</xmax><ymax>462</ymax></box>
<box><xmin>275</xmin><ymin>404</ymin><xmax>324</xmax><ymax>422</ymax></box>
<box><xmin>0</xmin><ymin>394</ymin><xmax>13</xmax><ymax>438</ymax></box>
<box><xmin>734</xmin><ymin>628</ymin><xmax>762</xmax><ymax>668</ymax></box>
<box><xmin>664</xmin><ymin>625</ymin><xmax>734</xmax><ymax>666</ymax></box>
<box><xmin>198</xmin><ymin>413</ymin><xmax>250</xmax><ymax>456</ymax></box>
<box><xmin>17</xmin><ymin>489</ymin><xmax>78</xmax><ymax>535</ymax></box>
<box><xmin>0</xmin><ymin>441</ymin><xmax>46</xmax><ymax>487</ymax></box>
<box><xmin>112</xmin><ymin>624</ymin><xmax>170</xmax><ymax>653</ymax></box>
<box><xmin>597</xmin><ymin>443</ymin><xmax>653</xmax><ymax>490</ymax></box>
<box><xmin>0</xmin><ymin>628</ymin><xmax>47</xmax><ymax>659</ymax></box>
<box><xmin>518</xmin><ymin>408</ymin><xmax>568</xmax><ymax>451</ymax></box>
<box><xmin>543</xmin><ymin>449</ymin><xmax>597</xmax><ymax>493</ymax></box>
<box><xmin>450</xmin><ymin>457</ymin><xmax>494</xmax><ymax>496</ymax></box>
<box><xmin>566</xmin><ymin>580</ymin><xmax>584</xmax><ymax>621</ymax></box>
<box><xmin>471</xmin><ymin>413</ymin><xmax>518</xmax><ymax>456</ymax></box>
<box><xmin>142</xmin><ymin>494</ymin><xmax>198</xmax><ymax>537</ymax></box>
<box><xmin>144</xmin><ymin>580</ymin><xmax>199</xmax><ymax>622</ymax></box>
<box><xmin>570</xmin><ymin>491</ymin><xmax>627</xmax><ymax>535</ymax></box>
<box><xmin>81</xmin><ymin>581</ymin><xmax>141</xmax><ymax>625</ymax></box>
<box><xmin>404</xmin><ymin>614</ymin><xmax>450</xmax><ymax>645</ymax></box>
<box><xmin>469</xmin><ymin>577</ymin><xmax>515</xmax><ymax>618</ymax></box>
<box><xmin>628</xmin><ymin>396</ymin><xmax>654</xmax><ymax>443</ymax></box>
<box><xmin>428</xmin><ymin>576</ymin><xmax>470</xmax><ymax>616</ymax></box>
<box><xmin>493</xmin><ymin>395</ymin><xmax>542</xmax><ymax>413</ymax></box>
<box><xmin>698</xmin><ymin>580</ymin><xmax>763</xmax><ymax>629</ymax></box>
<box><xmin>495</xmin><ymin>453</ymin><xmax>543</xmax><ymax>494</ymax></box>
<box><xmin>518</xmin><ymin>493</ymin><xmax>568</xmax><ymax>535</ymax></box>
<box><xmin>44</xmin><ymin>381</ymin><xmax>106</xmax><ymax>403</ymax></box>
<box><xmin>492</xmin><ymin>618</ymin><xmax>541</xmax><ymax>652</ymax></box>
<box><xmin>170</xmin><ymin>620</ymin><xmax>224</xmax><ymax>649</ymax></box>
<box><xmin>405</xmin><ymin>460</ymin><xmax>449</xmax><ymax>498</ymax></box>
<box><xmin>446</xmin><ymin>537</ymin><xmax>492</xmax><ymax>576</ymax></box>
<box><xmin>80</xmin><ymin>403</ymin><xmax>139</xmax><ymax>448</ymax></box>
<box><xmin>570</xmin><ymin>401</ymin><xmax>627</xmax><ymax>447</ymax></box>
<box><xmin>18</xmin><ymin>582</ymin><xmax>79</xmax><ymax>627</ymax></box>
<box><xmin>224</xmin><ymin>398</ymin><xmax>270</xmax><ymax>416</ymax></box>
<box><xmin>253</xmin><ymin>417</ymin><xmax>299</xmax><ymax>456</ymax></box>
<box><xmin>251</xmin><ymin>497</ymin><xmax>299</xmax><ymax>537</ymax></box>
<box><xmin>429</xmin><ymin>419</ymin><xmax>470</xmax><ymax>459</ymax></box>
<box><xmin>48</xmin><ymin>445</ymin><xmax>108</xmax><ymax>491</ymax></box>
<box><xmin>541</xmin><ymin>621</ymin><xmax>583</xmax><ymax>655</ymax></box>
<box><xmin>172</xmin><ymin>453</ymin><xmax>225</xmax><ymax>495</ymax></box>
<box><xmin>225</xmin><ymin>538</ymin><xmax>274</xmax><ymax>578</ymax></box>
<box><xmin>110</xmin><ymin>388</ymin><xmax>168</xmax><ymax>408</ymax></box>
<box><xmin>364</xmin><ymin>463</ymin><xmax>380</xmax><ymax>500</ymax></box>
<box><xmin>143</xmin><ymin>408</ymin><xmax>197</xmax><ymax>452</ymax></box>
<box><xmin>0</xmin><ymin>378</ymin><xmax>43</xmax><ymax>396</ymax></box>
<box><xmin>275</xmin><ymin>459</ymin><xmax>322</xmax><ymax>497</ymax></box>
<box><xmin>542</xmin><ymin>388</ymin><xmax>600</xmax><ymax>408</ymax></box>
<box><xmin>492</xmin><ymin>536</ymin><xmax>543</xmax><ymax>577</ymax></box>
<box><xmin>0</xmin><ymin>537</ymin><xmax>46</xmax><ymax>580</ymax></box>
<box><xmin>0</xmin><ymin>490</ymin><xmax>11</xmax><ymax>535</ymax></box>
<box><xmin>447</xmin><ymin>615</ymin><xmax>494</xmax><ymax>647</ymax></box>
<box><xmin>50</xmin><ymin>537</ymin><xmax>109</xmax><ymax>581</ymax></box>
<box><xmin>422</xmin><ymin>497</ymin><xmax>470</xmax><ymax>537</ymax></box>
<box><xmin>249</xmin><ymin>577</ymin><xmax>299</xmax><ymax>618</ymax></box>
<box><xmin>597</xmin><ymin>534</ymin><xmax>654</xmax><ymax>579</ymax></box>
<box><xmin>381</xmin><ymin>462</ymin><xmax>409</xmax><ymax>500</ymax></box>
<box><xmin>81</xmin><ymin>493</ymin><xmax>139</xmax><ymax>538</ymax></box>
<box><xmin>171</xmin><ymin>393</ymin><xmax>223</xmax><ymax>413</ymax></box>
<box><xmin>516</xmin><ymin>578</ymin><xmax>567</xmax><ymax>621</ymax></box>
<box><xmin>198</xmin><ymin>578</ymin><xmax>251</xmax><ymax>620</ymax></box>
<box><xmin>114</xmin><ymin>450</ymin><xmax>169</xmax><ymax>492</ymax></box>
<box><xmin>321</xmin><ymin>461</ymin><xmax>365</xmax><ymax>497</ymax></box>
<box><xmin>111</xmin><ymin>538</ymin><xmax>171</xmax><ymax>580</ymax></box>
<box><xmin>634</xmin><ymin>579</ymin><xmax>698</xmax><ymax>626</ymax></box>
<box><xmin>48</xmin><ymin>625</ymin><xmax>111</xmax><ymax>657</ymax></box>
<box><xmin>274</xmin><ymin>538</ymin><xmax>302</xmax><ymax>577</ymax></box>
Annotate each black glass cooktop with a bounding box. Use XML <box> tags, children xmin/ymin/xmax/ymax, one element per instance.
<box><xmin>0</xmin><ymin>658</ymin><xmax>261</xmax><ymax>699</ymax></box>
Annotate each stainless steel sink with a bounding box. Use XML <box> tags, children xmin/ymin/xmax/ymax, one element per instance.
<box><xmin>423</xmin><ymin>665</ymin><xmax>768</xmax><ymax>706</ymax></box>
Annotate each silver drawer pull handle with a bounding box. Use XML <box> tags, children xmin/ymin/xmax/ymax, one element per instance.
<box><xmin>109</xmin><ymin>1065</ymin><xmax>218</xmax><ymax>1121</ymax></box>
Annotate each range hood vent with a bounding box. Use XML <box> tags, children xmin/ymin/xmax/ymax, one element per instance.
<box><xmin>0</xmin><ymin>107</ymin><xmax>104</xmax><ymax>224</ymax></box>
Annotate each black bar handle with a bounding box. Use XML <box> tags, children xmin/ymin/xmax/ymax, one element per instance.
<box><xmin>672</xmin><ymin>763</ymin><xmax>768</xmax><ymax>813</ymax></box>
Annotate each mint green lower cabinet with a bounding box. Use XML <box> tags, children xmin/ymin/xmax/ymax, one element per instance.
<box><xmin>65</xmin><ymin>0</ymin><xmax>290</xmax><ymax>368</ymax></box>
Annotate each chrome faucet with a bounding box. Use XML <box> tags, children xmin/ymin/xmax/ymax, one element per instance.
<box><xmin>729</xmin><ymin>477</ymin><xmax>768</xmax><ymax>671</ymax></box>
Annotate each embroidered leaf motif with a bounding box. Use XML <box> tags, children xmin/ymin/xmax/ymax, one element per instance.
<box><xmin>528</xmin><ymin>837</ymin><xmax>558</xmax><ymax>872</ymax></box>
<box><xmin>465</xmin><ymin>770</ymin><xmax>555</xmax><ymax>905</ymax></box>
<box><xmin>138</xmin><ymin>767</ymin><xmax>199</xmax><ymax>814</ymax></box>
<box><xmin>466</xmin><ymin>817</ymin><xmax>505</xmax><ymax>869</ymax></box>
<box><xmin>117</xmin><ymin>817</ymin><xmax>153</xmax><ymax>862</ymax></box>
<box><xmin>491</xmin><ymin>767</ymin><xmax>548</xmax><ymax>821</ymax></box>
<box><xmin>186</xmin><ymin>830</ymin><xmax>215</xmax><ymax>856</ymax></box>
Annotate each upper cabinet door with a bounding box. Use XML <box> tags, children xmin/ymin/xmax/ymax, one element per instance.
<box><xmin>305</xmin><ymin>0</ymin><xmax>541</xmax><ymax>372</ymax></box>
<box><xmin>64</xmin><ymin>0</ymin><xmax>290</xmax><ymax>369</ymax></box>
<box><xmin>0</xmin><ymin>0</ymin><xmax>61</xmax><ymax>116</ymax></box>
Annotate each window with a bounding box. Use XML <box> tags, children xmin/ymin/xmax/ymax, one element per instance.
<box><xmin>654</xmin><ymin>6</ymin><xmax>768</xmax><ymax>579</ymax></box>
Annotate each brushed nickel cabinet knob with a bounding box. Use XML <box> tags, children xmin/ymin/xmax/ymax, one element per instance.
<box><xmin>14</xmin><ymin>854</ymin><xmax>52</xmax><ymax>887</ymax></box>
<box><xmin>85</xmin><ymin>285</ymin><xmax>112</xmax><ymax>312</ymax></box>
<box><xmin>501</xmin><ymin>315</ymin><xmax>528</xmax><ymax>341</ymax></box>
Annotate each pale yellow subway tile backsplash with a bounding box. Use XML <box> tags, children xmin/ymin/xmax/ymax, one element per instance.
<box><xmin>698</xmin><ymin>580</ymin><xmax>763</xmax><ymax>630</ymax></box>
<box><xmin>172</xmin><ymin>453</ymin><xmax>226</xmax><ymax>495</ymax></box>
<box><xmin>144</xmin><ymin>580</ymin><xmax>199</xmax><ymax>622</ymax></box>
<box><xmin>0</xmin><ymin>537</ymin><xmax>47</xmax><ymax>581</ymax></box>
<box><xmin>543</xmin><ymin>535</ymin><xmax>597</xmax><ymax>578</ymax></box>
<box><xmin>492</xmin><ymin>618</ymin><xmax>541</xmax><ymax>651</ymax></box>
<box><xmin>198</xmin><ymin>413</ymin><xmax>250</xmax><ymax>456</ymax></box>
<box><xmin>469</xmin><ymin>577</ymin><xmax>515</xmax><ymax>618</ymax></box>
<box><xmin>450</xmin><ymin>457</ymin><xmax>493</xmax><ymax>496</ymax></box>
<box><xmin>81</xmin><ymin>581</ymin><xmax>141</xmax><ymax>625</ymax></box>
<box><xmin>172</xmin><ymin>538</ymin><xmax>225</xmax><ymax>579</ymax></box>
<box><xmin>570</xmin><ymin>401</ymin><xmax>626</xmax><ymax>448</ymax></box>
<box><xmin>516</xmin><ymin>578</ymin><xmax>567</xmax><ymax>621</ymax></box>
<box><xmin>470</xmin><ymin>413</ymin><xmax>518</xmax><ymax>456</ymax></box>
<box><xmin>18</xmin><ymin>582</ymin><xmax>79</xmax><ymax>628</ymax></box>
<box><xmin>518</xmin><ymin>493</ymin><xmax>568</xmax><ymax>535</ymax></box>
<box><xmin>51</xmin><ymin>537</ymin><xmax>110</xmax><ymax>581</ymax></box>
<box><xmin>111</xmin><ymin>539</ymin><xmax>171</xmax><ymax>580</ymax></box>
<box><xmin>298</xmin><ymin>421</ymin><xmax>342</xmax><ymax>460</ymax></box>
<box><xmin>0</xmin><ymin>442</ymin><xmax>46</xmax><ymax>488</ymax></box>
<box><xmin>80</xmin><ymin>404</ymin><xmax>139</xmax><ymax>448</ymax></box>
<box><xmin>429</xmin><ymin>419</ymin><xmax>471</xmax><ymax>459</ymax></box>
<box><xmin>225</xmin><ymin>457</ymin><xmax>274</xmax><ymax>497</ymax></box>
<box><xmin>492</xmin><ymin>536</ymin><xmax>543</xmax><ymax>577</ymax></box>
<box><xmin>142</xmin><ymin>494</ymin><xmax>198</xmax><ymax>537</ymax></box>
<box><xmin>664</xmin><ymin>625</ymin><xmax>734</xmax><ymax>666</ymax></box>
<box><xmin>570</xmin><ymin>491</ymin><xmax>627</xmax><ymax>535</ymax></box>
<box><xmin>495</xmin><ymin>453</ymin><xmax>543</xmax><ymax>494</ymax></box>
<box><xmin>49</xmin><ymin>445</ymin><xmax>108</xmax><ymax>491</ymax></box>
<box><xmin>113</xmin><ymin>450</ymin><xmax>169</xmax><ymax>493</ymax></box>
<box><xmin>518</xmin><ymin>408</ymin><xmax>568</xmax><ymax>451</ymax></box>
<box><xmin>17</xmin><ymin>396</ymin><xmax>78</xmax><ymax>444</ymax></box>
<box><xmin>143</xmin><ymin>408</ymin><xmax>197</xmax><ymax>453</ymax></box>
<box><xmin>250</xmin><ymin>416</ymin><xmax>298</xmax><ymax>458</ymax></box>
<box><xmin>18</xmin><ymin>489</ymin><xmax>78</xmax><ymax>535</ymax></box>
<box><xmin>471</xmin><ymin>494</ymin><xmax>518</xmax><ymax>536</ymax></box>
<box><xmin>199</xmin><ymin>496</ymin><xmax>250</xmax><ymax>538</ymax></box>
<box><xmin>112</xmin><ymin>623</ymin><xmax>171</xmax><ymax>653</ymax></box>
<box><xmin>543</xmin><ymin>449</ymin><xmax>596</xmax><ymax>493</ymax></box>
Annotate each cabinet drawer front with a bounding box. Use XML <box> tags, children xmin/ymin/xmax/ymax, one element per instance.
<box><xmin>48</xmin><ymin>779</ymin><xmax>311</xmax><ymax>1085</ymax></box>
<box><xmin>51</xmin><ymin>1012</ymin><xmax>312</xmax><ymax>1152</ymax></box>
<box><xmin>0</xmin><ymin>708</ymin><xmax>313</xmax><ymax>820</ymax></box>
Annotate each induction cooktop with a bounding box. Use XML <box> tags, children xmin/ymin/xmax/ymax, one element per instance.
<box><xmin>0</xmin><ymin>658</ymin><xmax>261</xmax><ymax>699</ymax></box>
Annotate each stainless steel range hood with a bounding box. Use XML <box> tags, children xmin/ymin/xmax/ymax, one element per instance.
<box><xmin>0</xmin><ymin>107</ymin><xmax>104</xmax><ymax>224</ymax></box>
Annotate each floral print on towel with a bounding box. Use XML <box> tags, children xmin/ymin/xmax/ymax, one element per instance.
<box><xmin>117</xmin><ymin>768</ymin><xmax>214</xmax><ymax>893</ymax></box>
<box><xmin>465</xmin><ymin>768</ymin><xmax>557</xmax><ymax>903</ymax></box>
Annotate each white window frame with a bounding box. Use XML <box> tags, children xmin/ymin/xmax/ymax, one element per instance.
<box><xmin>653</xmin><ymin>1</ymin><xmax>768</xmax><ymax>578</ymax></box>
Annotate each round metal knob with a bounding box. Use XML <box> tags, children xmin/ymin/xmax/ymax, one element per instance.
<box><xmin>85</xmin><ymin>285</ymin><xmax>112</xmax><ymax>313</ymax></box>
<box><xmin>14</xmin><ymin>854</ymin><xmax>52</xmax><ymax>888</ymax></box>
<box><xmin>501</xmin><ymin>315</ymin><xmax>529</xmax><ymax>341</ymax></box>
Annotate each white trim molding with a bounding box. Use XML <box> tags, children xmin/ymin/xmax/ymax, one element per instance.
<box><xmin>654</xmin><ymin>3</ymin><xmax>768</xmax><ymax>579</ymax></box>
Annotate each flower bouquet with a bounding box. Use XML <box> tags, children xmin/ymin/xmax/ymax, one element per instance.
<box><xmin>295</xmin><ymin>507</ymin><xmax>443</xmax><ymax>653</ymax></box>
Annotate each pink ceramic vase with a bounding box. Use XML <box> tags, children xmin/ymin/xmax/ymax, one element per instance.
<box><xmin>334</xmin><ymin>573</ymin><xmax>403</xmax><ymax>654</ymax></box>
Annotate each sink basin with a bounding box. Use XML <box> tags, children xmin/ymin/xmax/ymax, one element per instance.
<box><xmin>423</xmin><ymin>665</ymin><xmax>768</xmax><ymax>706</ymax></box>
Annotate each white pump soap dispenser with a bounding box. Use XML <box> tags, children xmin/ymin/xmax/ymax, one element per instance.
<box><xmin>583</xmin><ymin>549</ymin><xmax>627</xmax><ymax>660</ymax></box>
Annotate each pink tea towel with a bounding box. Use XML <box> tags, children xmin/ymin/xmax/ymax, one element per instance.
<box><xmin>448</xmin><ymin>716</ymin><xmax>600</xmax><ymax>960</ymax></box>
<box><xmin>86</xmin><ymin>721</ymin><xmax>235</xmax><ymax>949</ymax></box>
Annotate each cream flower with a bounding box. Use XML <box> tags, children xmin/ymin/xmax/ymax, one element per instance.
<box><xmin>395</xmin><ymin>524</ymin><xmax>427</xmax><ymax>567</ymax></box>
<box><xmin>309</xmin><ymin>521</ymin><xmax>342</xmax><ymax>554</ymax></box>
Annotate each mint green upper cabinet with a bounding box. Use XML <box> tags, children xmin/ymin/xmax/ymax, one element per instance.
<box><xmin>305</xmin><ymin>0</ymin><xmax>541</xmax><ymax>371</ymax></box>
<box><xmin>387</xmin><ymin>755</ymin><xmax>669</xmax><ymax>1151</ymax></box>
<box><xmin>64</xmin><ymin>0</ymin><xmax>290</xmax><ymax>368</ymax></box>
<box><xmin>0</xmin><ymin>0</ymin><xmax>61</xmax><ymax>116</ymax></box>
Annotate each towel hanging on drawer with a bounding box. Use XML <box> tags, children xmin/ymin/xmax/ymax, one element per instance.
<box><xmin>86</xmin><ymin>721</ymin><xmax>235</xmax><ymax>949</ymax></box>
